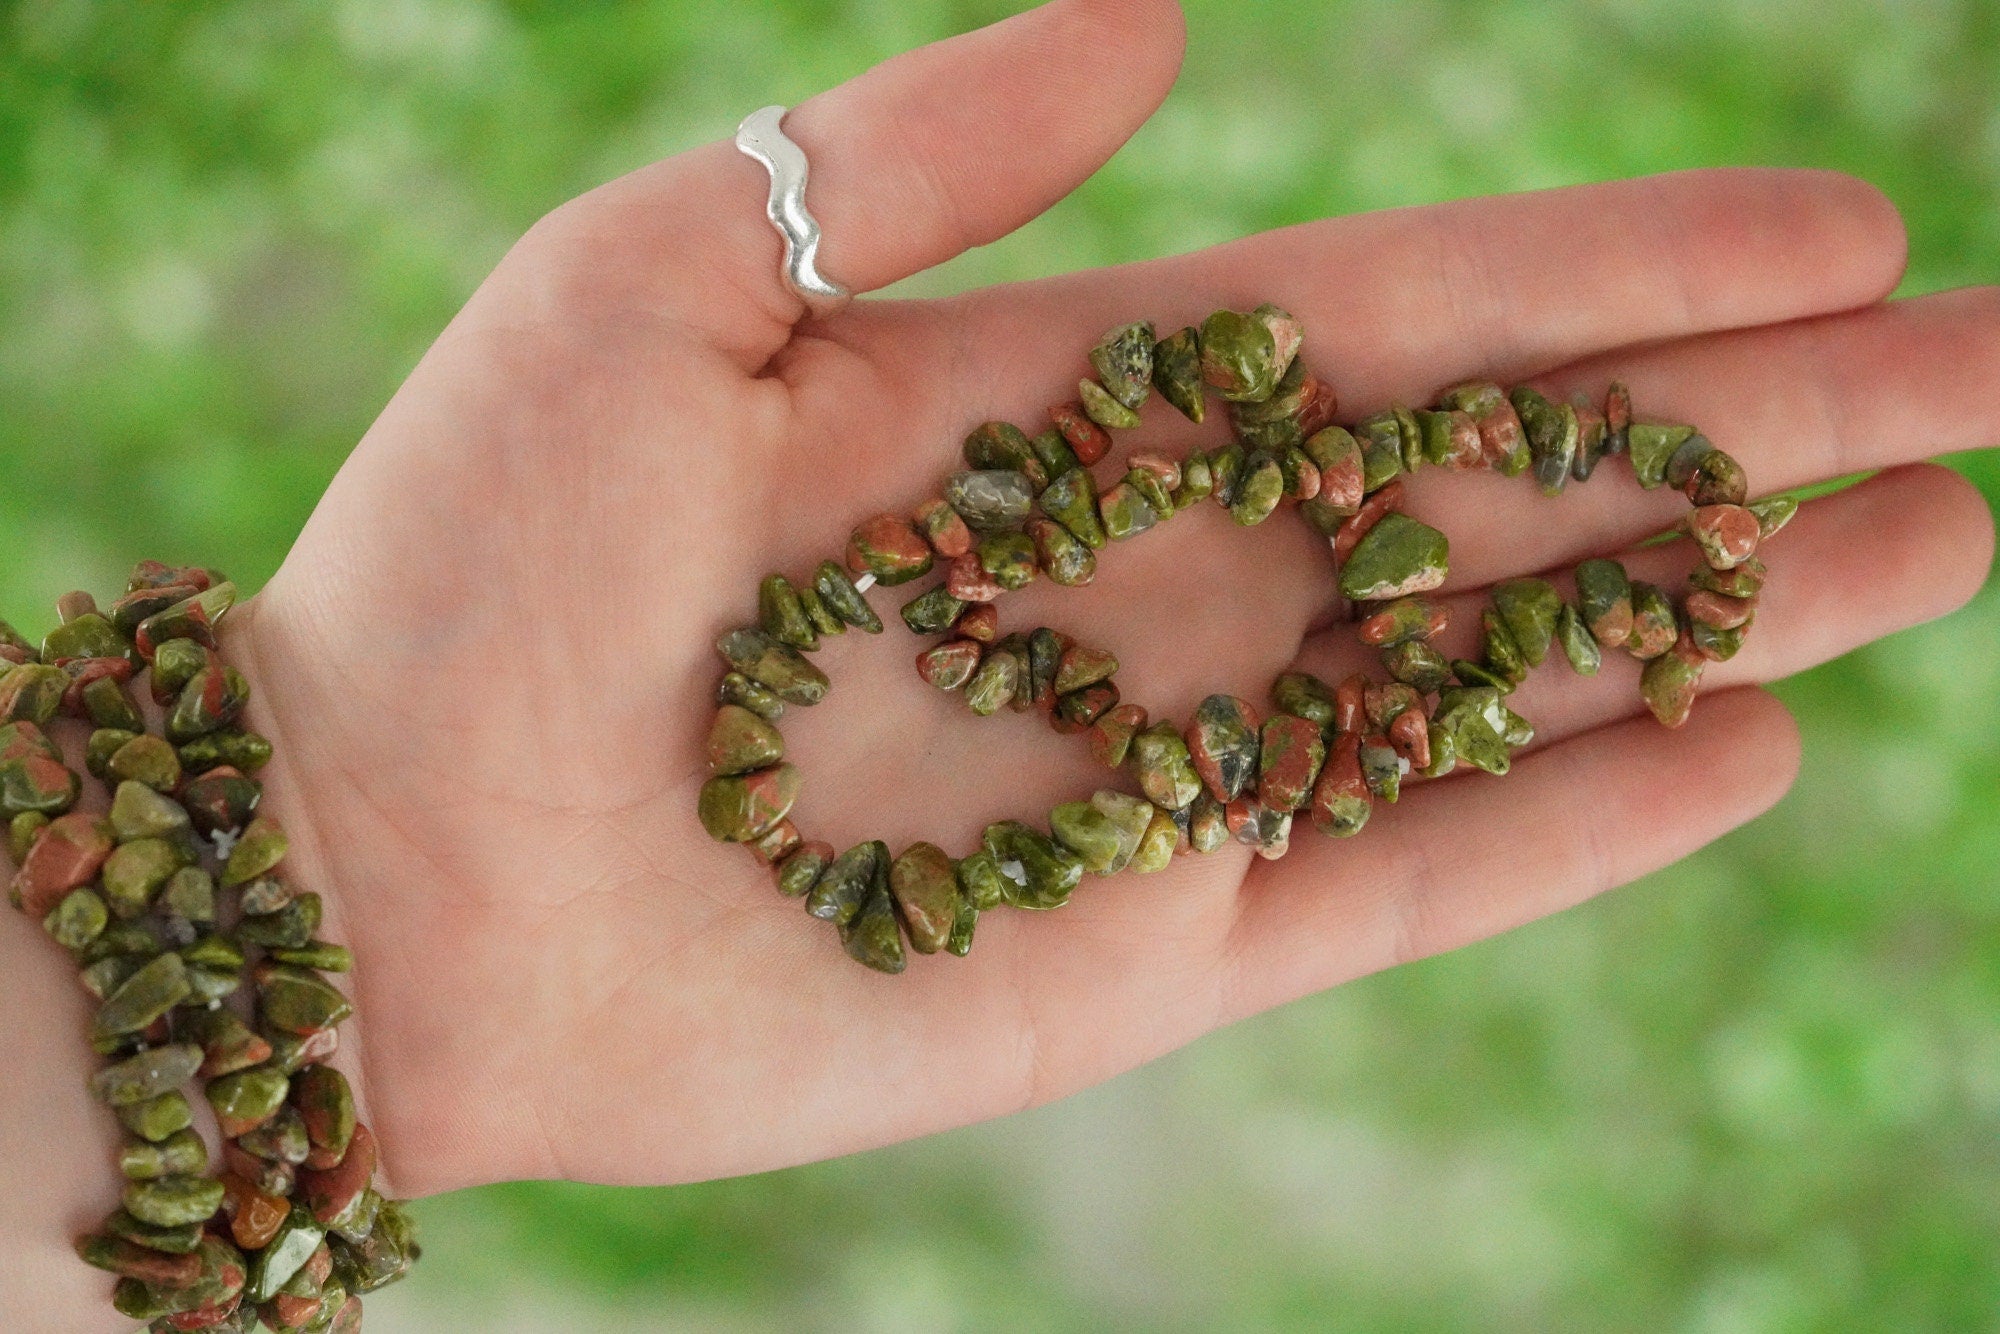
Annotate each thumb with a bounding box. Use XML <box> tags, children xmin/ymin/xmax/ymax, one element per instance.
<box><xmin>532</xmin><ymin>0</ymin><xmax>1188</xmax><ymax>362</ymax></box>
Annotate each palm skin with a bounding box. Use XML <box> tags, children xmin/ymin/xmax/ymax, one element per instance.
<box><xmin>215</xmin><ymin>0</ymin><xmax>1998</xmax><ymax>1204</ymax></box>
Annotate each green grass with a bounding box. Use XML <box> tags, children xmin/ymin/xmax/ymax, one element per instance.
<box><xmin>4</xmin><ymin>1</ymin><xmax>1997</xmax><ymax>1329</ymax></box>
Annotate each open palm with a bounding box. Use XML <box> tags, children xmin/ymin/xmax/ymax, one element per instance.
<box><xmin>236</xmin><ymin>0</ymin><xmax>1996</xmax><ymax>1198</ymax></box>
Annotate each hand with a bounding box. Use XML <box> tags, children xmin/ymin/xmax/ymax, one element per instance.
<box><xmin>218</xmin><ymin>0</ymin><xmax>1994</xmax><ymax>1198</ymax></box>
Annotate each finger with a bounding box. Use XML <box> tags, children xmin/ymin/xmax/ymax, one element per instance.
<box><xmin>1553</xmin><ymin>286</ymin><xmax>2000</xmax><ymax>488</ymax></box>
<box><xmin>1387</xmin><ymin>285</ymin><xmax>2000</xmax><ymax>593</ymax></box>
<box><xmin>852</xmin><ymin>166</ymin><xmax>1908</xmax><ymax>428</ymax></box>
<box><xmin>1512</xmin><ymin>284</ymin><xmax>2000</xmax><ymax>563</ymax></box>
<box><xmin>1290</xmin><ymin>462</ymin><xmax>1994</xmax><ymax>756</ymax></box>
<box><xmin>1223</xmin><ymin>686</ymin><xmax>1802</xmax><ymax>1021</ymax></box>
<box><xmin>528</xmin><ymin>0</ymin><xmax>1188</xmax><ymax>362</ymax></box>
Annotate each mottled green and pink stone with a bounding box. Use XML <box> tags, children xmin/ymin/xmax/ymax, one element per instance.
<box><xmin>699</xmin><ymin>305</ymin><xmax>1780</xmax><ymax>977</ymax></box>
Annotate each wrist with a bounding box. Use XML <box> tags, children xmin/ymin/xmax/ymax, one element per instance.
<box><xmin>0</xmin><ymin>883</ymin><xmax>141</xmax><ymax>1331</ymax></box>
<box><xmin>4</xmin><ymin>568</ymin><xmax>419</xmax><ymax>1328</ymax></box>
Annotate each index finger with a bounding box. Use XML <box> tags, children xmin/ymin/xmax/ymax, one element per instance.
<box><xmin>845</xmin><ymin>167</ymin><xmax>1908</xmax><ymax>439</ymax></box>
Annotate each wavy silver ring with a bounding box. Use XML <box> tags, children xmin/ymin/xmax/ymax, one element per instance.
<box><xmin>734</xmin><ymin>105</ymin><xmax>851</xmax><ymax>316</ymax></box>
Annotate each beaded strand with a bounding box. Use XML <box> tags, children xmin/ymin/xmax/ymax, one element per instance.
<box><xmin>699</xmin><ymin>308</ymin><xmax>1796</xmax><ymax>973</ymax></box>
<box><xmin>2</xmin><ymin>566</ymin><xmax>417</xmax><ymax>1332</ymax></box>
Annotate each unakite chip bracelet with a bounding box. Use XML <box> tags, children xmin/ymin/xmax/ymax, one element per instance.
<box><xmin>701</xmin><ymin>306</ymin><xmax>1796</xmax><ymax>974</ymax></box>
<box><xmin>2</xmin><ymin>565</ymin><xmax>417</xmax><ymax>1332</ymax></box>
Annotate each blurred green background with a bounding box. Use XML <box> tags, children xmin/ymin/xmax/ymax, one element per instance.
<box><xmin>5</xmin><ymin>0</ymin><xmax>1998</xmax><ymax>1329</ymax></box>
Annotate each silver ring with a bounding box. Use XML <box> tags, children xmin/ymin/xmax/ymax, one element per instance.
<box><xmin>734</xmin><ymin>105</ymin><xmax>851</xmax><ymax>316</ymax></box>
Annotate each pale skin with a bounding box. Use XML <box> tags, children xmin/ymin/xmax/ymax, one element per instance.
<box><xmin>6</xmin><ymin>0</ymin><xmax>1998</xmax><ymax>1325</ymax></box>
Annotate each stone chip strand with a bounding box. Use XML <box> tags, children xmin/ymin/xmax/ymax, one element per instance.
<box><xmin>1</xmin><ymin>562</ymin><xmax>417</xmax><ymax>1332</ymax></box>
<box><xmin>697</xmin><ymin>309</ymin><xmax>1797</xmax><ymax>974</ymax></box>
